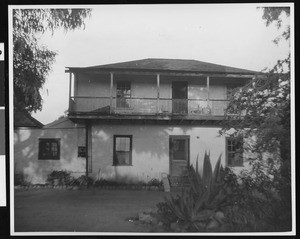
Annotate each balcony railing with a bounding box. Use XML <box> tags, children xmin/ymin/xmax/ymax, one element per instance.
<box><xmin>69</xmin><ymin>96</ymin><xmax>229</xmax><ymax>116</ymax></box>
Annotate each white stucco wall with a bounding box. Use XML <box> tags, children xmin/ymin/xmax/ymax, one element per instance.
<box><xmin>14</xmin><ymin>120</ymin><xmax>86</xmax><ymax>184</ymax></box>
<box><xmin>89</xmin><ymin>124</ymin><xmax>228</xmax><ymax>183</ymax></box>
<box><xmin>15</xmin><ymin>119</ymin><xmax>258</xmax><ymax>184</ymax></box>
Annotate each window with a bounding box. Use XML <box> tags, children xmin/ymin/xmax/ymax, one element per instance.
<box><xmin>170</xmin><ymin>138</ymin><xmax>188</xmax><ymax>161</ymax></box>
<box><xmin>116</xmin><ymin>81</ymin><xmax>131</xmax><ymax>108</ymax></box>
<box><xmin>113</xmin><ymin>135</ymin><xmax>132</xmax><ymax>166</ymax></box>
<box><xmin>38</xmin><ymin>138</ymin><xmax>60</xmax><ymax>160</ymax></box>
<box><xmin>78</xmin><ymin>146</ymin><xmax>86</xmax><ymax>157</ymax></box>
<box><xmin>226</xmin><ymin>137</ymin><xmax>243</xmax><ymax>167</ymax></box>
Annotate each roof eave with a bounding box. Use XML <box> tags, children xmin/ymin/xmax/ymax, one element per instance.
<box><xmin>65</xmin><ymin>67</ymin><xmax>261</xmax><ymax>77</ymax></box>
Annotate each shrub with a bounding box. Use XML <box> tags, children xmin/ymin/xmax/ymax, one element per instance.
<box><xmin>94</xmin><ymin>179</ymin><xmax>125</xmax><ymax>187</ymax></box>
<box><xmin>14</xmin><ymin>172</ymin><xmax>28</xmax><ymax>186</ymax></box>
<box><xmin>156</xmin><ymin>201</ymin><xmax>178</xmax><ymax>227</ymax></box>
<box><xmin>157</xmin><ymin>153</ymin><xmax>292</xmax><ymax>232</ymax></box>
<box><xmin>162</xmin><ymin>152</ymin><xmax>229</xmax><ymax>231</ymax></box>
<box><xmin>221</xmin><ymin>160</ymin><xmax>292</xmax><ymax>232</ymax></box>
<box><xmin>147</xmin><ymin>178</ymin><xmax>163</xmax><ymax>187</ymax></box>
<box><xmin>46</xmin><ymin>170</ymin><xmax>72</xmax><ymax>186</ymax></box>
<box><xmin>75</xmin><ymin>175</ymin><xmax>94</xmax><ymax>186</ymax></box>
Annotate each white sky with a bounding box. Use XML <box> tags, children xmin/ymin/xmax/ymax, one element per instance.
<box><xmin>28</xmin><ymin>4</ymin><xmax>290</xmax><ymax>124</ymax></box>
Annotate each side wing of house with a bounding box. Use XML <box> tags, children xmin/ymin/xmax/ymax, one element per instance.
<box><xmin>14</xmin><ymin>117</ymin><xmax>87</xmax><ymax>184</ymax></box>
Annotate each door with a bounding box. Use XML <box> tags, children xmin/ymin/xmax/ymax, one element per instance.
<box><xmin>169</xmin><ymin>136</ymin><xmax>189</xmax><ymax>177</ymax></box>
<box><xmin>172</xmin><ymin>81</ymin><xmax>188</xmax><ymax>114</ymax></box>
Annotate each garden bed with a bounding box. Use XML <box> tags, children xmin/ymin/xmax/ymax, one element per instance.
<box><xmin>14</xmin><ymin>184</ymin><xmax>164</xmax><ymax>191</ymax></box>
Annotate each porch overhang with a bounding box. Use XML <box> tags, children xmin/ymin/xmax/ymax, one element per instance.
<box><xmin>67</xmin><ymin>113</ymin><xmax>228</xmax><ymax>126</ymax></box>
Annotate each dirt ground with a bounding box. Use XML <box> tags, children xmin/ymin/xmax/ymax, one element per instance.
<box><xmin>14</xmin><ymin>188</ymin><xmax>168</xmax><ymax>233</ymax></box>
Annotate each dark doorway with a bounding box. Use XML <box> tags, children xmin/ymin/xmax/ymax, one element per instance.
<box><xmin>172</xmin><ymin>81</ymin><xmax>188</xmax><ymax>114</ymax></box>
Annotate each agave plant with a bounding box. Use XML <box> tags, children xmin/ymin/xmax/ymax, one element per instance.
<box><xmin>164</xmin><ymin>152</ymin><xmax>228</xmax><ymax>231</ymax></box>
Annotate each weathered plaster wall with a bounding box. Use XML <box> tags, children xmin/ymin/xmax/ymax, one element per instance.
<box><xmin>89</xmin><ymin>124</ymin><xmax>229</xmax><ymax>183</ymax></box>
<box><xmin>15</xmin><ymin>120</ymin><xmax>256</xmax><ymax>184</ymax></box>
<box><xmin>14</xmin><ymin>123</ymin><xmax>86</xmax><ymax>184</ymax></box>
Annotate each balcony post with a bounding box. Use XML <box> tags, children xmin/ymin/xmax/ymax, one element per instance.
<box><xmin>85</xmin><ymin>121</ymin><xmax>90</xmax><ymax>186</ymax></box>
<box><xmin>206</xmin><ymin>75</ymin><xmax>210</xmax><ymax>105</ymax></box>
<box><xmin>110</xmin><ymin>72</ymin><xmax>114</xmax><ymax>113</ymax></box>
<box><xmin>69</xmin><ymin>72</ymin><xmax>72</xmax><ymax>112</ymax></box>
<box><xmin>156</xmin><ymin>74</ymin><xmax>160</xmax><ymax>113</ymax></box>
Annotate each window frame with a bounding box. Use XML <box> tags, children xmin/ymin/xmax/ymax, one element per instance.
<box><xmin>38</xmin><ymin>138</ymin><xmax>61</xmax><ymax>160</ymax></box>
<box><xmin>225</xmin><ymin>137</ymin><xmax>244</xmax><ymax>167</ymax></box>
<box><xmin>113</xmin><ymin>135</ymin><xmax>133</xmax><ymax>166</ymax></box>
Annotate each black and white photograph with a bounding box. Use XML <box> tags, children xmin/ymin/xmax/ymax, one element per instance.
<box><xmin>8</xmin><ymin>3</ymin><xmax>294</xmax><ymax>236</ymax></box>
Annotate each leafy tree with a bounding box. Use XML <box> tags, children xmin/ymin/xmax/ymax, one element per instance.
<box><xmin>220</xmin><ymin>7</ymin><xmax>291</xmax><ymax>230</ymax></box>
<box><xmin>13</xmin><ymin>9</ymin><xmax>92</xmax><ymax>113</ymax></box>
<box><xmin>220</xmin><ymin>6</ymin><xmax>290</xmax><ymax>168</ymax></box>
<box><xmin>261</xmin><ymin>7</ymin><xmax>290</xmax><ymax>44</ymax></box>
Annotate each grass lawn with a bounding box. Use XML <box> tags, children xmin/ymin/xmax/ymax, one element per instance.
<box><xmin>14</xmin><ymin>188</ymin><xmax>167</xmax><ymax>233</ymax></box>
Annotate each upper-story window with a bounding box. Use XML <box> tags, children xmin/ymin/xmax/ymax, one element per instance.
<box><xmin>116</xmin><ymin>81</ymin><xmax>131</xmax><ymax>108</ymax></box>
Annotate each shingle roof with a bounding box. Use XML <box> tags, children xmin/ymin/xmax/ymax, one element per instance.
<box><xmin>67</xmin><ymin>58</ymin><xmax>258</xmax><ymax>75</ymax></box>
<box><xmin>44</xmin><ymin>116</ymin><xmax>83</xmax><ymax>129</ymax></box>
<box><xmin>14</xmin><ymin>108</ymin><xmax>43</xmax><ymax>128</ymax></box>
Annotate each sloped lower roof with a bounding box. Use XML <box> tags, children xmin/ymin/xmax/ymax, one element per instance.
<box><xmin>44</xmin><ymin>116</ymin><xmax>84</xmax><ymax>129</ymax></box>
<box><xmin>14</xmin><ymin>108</ymin><xmax>43</xmax><ymax>128</ymax></box>
<box><xmin>67</xmin><ymin>58</ymin><xmax>258</xmax><ymax>75</ymax></box>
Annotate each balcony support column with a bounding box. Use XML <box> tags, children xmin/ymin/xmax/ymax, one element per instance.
<box><xmin>206</xmin><ymin>75</ymin><xmax>210</xmax><ymax>105</ymax></box>
<box><xmin>85</xmin><ymin>121</ymin><xmax>90</xmax><ymax>187</ymax></box>
<box><xmin>110</xmin><ymin>72</ymin><xmax>114</xmax><ymax>113</ymax></box>
<box><xmin>68</xmin><ymin>72</ymin><xmax>72</xmax><ymax>112</ymax></box>
<box><xmin>156</xmin><ymin>74</ymin><xmax>160</xmax><ymax>113</ymax></box>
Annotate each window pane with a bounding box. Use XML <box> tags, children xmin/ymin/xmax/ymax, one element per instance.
<box><xmin>116</xmin><ymin>137</ymin><xmax>130</xmax><ymax>151</ymax></box>
<box><xmin>114</xmin><ymin>136</ymin><xmax>132</xmax><ymax>165</ymax></box>
<box><xmin>39</xmin><ymin>139</ymin><xmax>60</xmax><ymax>160</ymax></box>
<box><xmin>227</xmin><ymin>138</ymin><xmax>243</xmax><ymax>166</ymax></box>
<box><xmin>51</xmin><ymin>142</ymin><xmax>58</xmax><ymax>157</ymax></box>
<box><xmin>172</xmin><ymin>139</ymin><xmax>187</xmax><ymax>160</ymax></box>
<box><xmin>115</xmin><ymin>152</ymin><xmax>130</xmax><ymax>165</ymax></box>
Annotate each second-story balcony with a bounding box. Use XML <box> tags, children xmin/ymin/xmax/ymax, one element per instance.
<box><xmin>69</xmin><ymin>96</ymin><xmax>229</xmax><ymax>117</ymax></box>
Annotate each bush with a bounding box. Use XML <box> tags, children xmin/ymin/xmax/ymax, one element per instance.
<box><xmin>93</xmin><ymin>178</ymin><xmax>163</xmax><ymax>188</ymax></box>
<box><xmin>156</xmin><ymin>153</ymin><xmax>292</xmax><ymax>232</ymax></box>
<box><xmin>147</xmin><ymin>178</ymin><xmax>163</xmax><ymax>187</ymax></box>
<box><xmin>46</xmin><ymin>170</ymin><xmax>72</xmax><ymax>186</ymax></box>
<box><xmin>156</xmin><ymin>201</ymin><xmax>178</xmax><ymax>227</ymax></box>
<box><xmin>161</xmin><ymin>152</ymin><xmax>229</xmax><ymax>231</ymax></box>
<box><xmin>221</xmin><ymin>160</ymin><xmax>292</xmax><ymax>232</ymax></box>
<box><xmin>94</xmin><ymin>179</ymin><xmax>125</xmax><ymax>187</ymax></box>
<box><xmin>75</xmin><ymin>175</ymin><xmax>94</xmax><ymax>186</ymax></box>
<box><xmin>14</xmin><ymin>172</ymin><xmax>28</xmax><ymax>186</ymax></box>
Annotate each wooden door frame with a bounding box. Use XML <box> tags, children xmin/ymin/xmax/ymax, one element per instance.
<box><xmin>169</xmin><ymin>135</ymin><xmax>190</xmax><ymax>177</ymax></box>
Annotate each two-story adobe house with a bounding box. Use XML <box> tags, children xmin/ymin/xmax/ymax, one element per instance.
<box><xmin>62</xmin><ymin>58</ymin><xmax>259</xmax><ymax>184</ymax></box>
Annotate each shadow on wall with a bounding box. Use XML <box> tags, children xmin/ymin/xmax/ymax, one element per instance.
<box><xmin>92</xmin><ymin>125</ymin><xmax>172</xmax><ymax>183</ymax></box>
<box><xmin>91</xmin><ymin>124</ymin><xmax>210</xmax><ymax>183</ymax></box>
<box><xmin>14</xmin><ymin>128</ymin><xmax>86</xmax><ymax>184</ymax></box>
